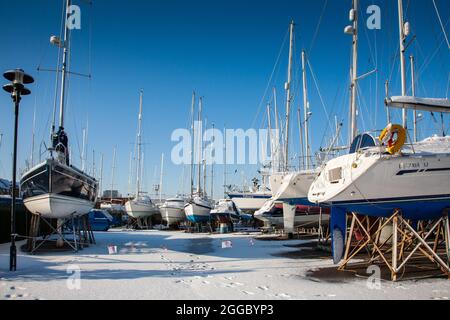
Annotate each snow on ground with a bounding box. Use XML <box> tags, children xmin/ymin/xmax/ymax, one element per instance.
<box><xmin>0</xmin><ymin>229</ymin><xmax>449</xmax><ymax>300</ymax></box>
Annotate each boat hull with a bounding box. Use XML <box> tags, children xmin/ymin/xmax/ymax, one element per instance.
<box><xmin>125</xmin><ymin>200</ymin><xmax>159</xmax><ymax>219</ymax></box>
<box><xmin>227</xmin><ymin>193</ymin><xmax>271</xmax><ymax>212</ymax></box>
<box><xmin>23</xmin><ymin>193</ymin><xmax>95</xmax><ymax>219</ymax></box>
<box><xmin>20</xmin><ymin>159</ymin><xmax>97</xmax><ymax>219</ymax></box>
<box><xmin>309</xmin><ymin>147</ymin><xmax>450</xmax><ymax>220</ymax></box>
<box><xmin>161</xmin><ymin>206</ymin><xmax>186</xmax><ymax>225</ymax></box>
<box><xmin>184</xmin><ymin>202</ymin><xmax>212</xmax><ymax>223</ymax></box>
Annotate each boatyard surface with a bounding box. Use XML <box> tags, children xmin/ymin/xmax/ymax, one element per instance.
<box><xmin>0</xmin><ymin>230</ymin><xmax>449</xmax><ymax>300</ymax></box>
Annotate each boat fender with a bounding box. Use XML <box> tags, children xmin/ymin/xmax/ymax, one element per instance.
<box><xmin>379</xmin><ymin>124</ymin><xmax>406</xmax><ymax>155</ymax></box>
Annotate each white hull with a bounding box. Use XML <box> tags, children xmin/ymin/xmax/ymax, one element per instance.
<box><xmin>308</xmin><ymin>136</ymin><xmax>450</xmax><ymax>218</ymax></box>
<box><xmin>227</xmin><ymin>193</ymin><xmax>271</xmax><ymax>212</ymax></box>
<box><xmin>184</xmin><ymin>199</ymin><xmax>212</xmax><ymax>223</ymax></box>
<box><xmin>161</xmin><ymin>206</ymin><xmax>186</xmax><ymax>225</ymax></box>
<box><xmin>271</xmin><ymin>170</ymin><xmax>317</xmax><ymax>202</ymax></box>
<box><xmin>24</xmin><ymin>193</ymin><xmax>94</xmax><ymax>219</ymax></box>
<box><xmin>125</xmin><ymin>200</ymin><xmax>159</xmax><ymax>219</ymax></box>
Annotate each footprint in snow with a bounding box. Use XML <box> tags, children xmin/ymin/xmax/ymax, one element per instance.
<box><xmin>257</xmin><ymin>286</ymin><xmax>269</xmax><ymax>291</ymax></box>
<box><xmin>242</xmin><ymin>291</ymin><xmax>255</xmax><ymax>295</ymax></box>
<box><xmin>202</xmin><ymin>280</ymin><xmax>210</xmax><ymax>285</ymax></box>
<box><xmin>276</xmin><ymin>293</ymin><xmax>291</xmax><ymax>299</ymax></box>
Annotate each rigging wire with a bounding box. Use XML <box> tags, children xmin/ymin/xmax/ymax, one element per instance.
<box><xmin>250</xmin><ymin>27</ymin><xmax>289</xmax><ymax>129</ymax></box>
<box><xmin>308</xmin><ymin>0</ymin><xmax>328</xmax><ymax>56</ymax></box>
<box><xmin>432</xmin><ymin>0</ymin><xmax>450</xmax><ymax>50</ymax></box>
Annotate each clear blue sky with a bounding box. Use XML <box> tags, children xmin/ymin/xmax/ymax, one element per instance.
<box><xmin>0</xmin><ymin>0</ymin><xmax>448</xmax><ymax>199</ymax></box>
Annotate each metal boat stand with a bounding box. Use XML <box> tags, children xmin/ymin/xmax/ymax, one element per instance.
<box><xmin>127</xmin><ymin>217</ymin><xmax>152</xmax><ymax>230</ymax></box>
<box><xmin>27</xmin><ymin>213</ymin><xmax>95</xmax><ymax>254</ymax></box>
<box><xmin>338</xmin><ymin>210</ymin><xmax>450</xmax><ymax>281</ymax></box>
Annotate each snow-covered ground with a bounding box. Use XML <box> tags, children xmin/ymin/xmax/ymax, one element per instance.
<box><xmin>0</xmin><ymin>229</ymin><xmax>448</xmax><ymax>300</ymax></box>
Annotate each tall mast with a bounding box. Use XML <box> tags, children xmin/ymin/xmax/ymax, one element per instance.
<box><xmin>347</xmin><ymin>0</ymin><xmax>359</xmax><ymax>143</ymax></box>
<box><xmin>301</xmin><ymin>50</ymin><xmax>311</xmax><ymax>169</ymax></box>
<box><xmin>398</xmin><ymin>0</ymin><xmax>408</xmax><ymax>129</ymax></box>
<box><xmin>210</xmin><ymin>123</ymin><xmax>215</xmax><ymax>200</ymax></box>
<box><xmin>190</xmin><ymin>91</ymin><xmax>195</xmax><ymax>197</ymax></box>
<box><xmin>203</xmin><ymin>118</ymin><xmax>208</xmax><ymax>196</ymax></box>
<box><xmin>59</xmin><ymin>0</ymin><xmax>71</xmax><ymax>129</ymax></box>
<box><xmin>223</xmin><ymin>125</ymin><xmax>227</xmax><ymax>198</ymax></box>
<box><xmin>297</xmin><ymin>106</ymin><xmax>304</xmax><ymax>170</ymax></box>
<box><xmin>273</xmin><ymin>87</ymin><xmax>280</xmax><ymax>173</ymax></box>
<box><xmin>197</xmin><ymin>97</ymin><xmax>203</xmax><ymax>194</ymax></box>
<box><xmin>284</xmin><ymin>20</ymin><xmax>295</xmax><ymax>171</ymax></box>
<box><xmin>266</xmin><ymin>103</ymin><xmax>272</xmax><ymax>159</ymax></box>
<box><xmin>410</xmin><ymin>55</ymin><xmax>417</xmax><ymax>142</ymax></box>
<box><xmin>136</xmin><ymin>90</ymin><xmax>143</xmax><ymax>197</ymax></box>
<box><xmin>159</xmin><ymin>153</ymin><xmax>164</xmax><ymax>202</ymax></box>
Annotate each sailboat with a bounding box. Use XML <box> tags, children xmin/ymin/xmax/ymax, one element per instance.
<box><xmin>124</xmin><ymin>90</ymin><xmax>159</xmax><ymax>219</ymax></box>
<box><xmin>160</xmin><ymin>195</ymin><xmax>187</xmax><ymax>226</ymax></box>
<box><xmin>308</xmin><ymin>0</ymin><xmax>450</xmax><ymax>262</ymax></box>
<box><xmin>20</xmin><ymin>0</ymin><xmax>98</xmax><ymax>219</ymax></box>
<box><xmin>184</xmin><ymin>94</ymin><xmax>213</xmax><ymax>223</ymax></box>
<box><xmin>257</xmin><ymin>22</ymin><xmax>320</xmax><ymax>233</ymax></box>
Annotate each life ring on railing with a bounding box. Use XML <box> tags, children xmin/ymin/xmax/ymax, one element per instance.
<box><xmin>379</xmin><ymin>124</ymin><xmax>406</xmax><ymax>155</ymax></box>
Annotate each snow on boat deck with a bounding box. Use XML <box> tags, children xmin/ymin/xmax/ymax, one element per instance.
<box><xmin>0</xmin><ymin>230</ymin><xmax>448</xmax><ymax>300</ymax></box>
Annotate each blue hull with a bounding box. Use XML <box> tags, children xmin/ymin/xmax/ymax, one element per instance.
<box><xmin>186</xmin><ymin>214</ymin><xmax>211</xmax><ymax>223</ymax></box>
<box><xmin>329</xmin><ymin>196</ymin><xmax>450</xmax><ymax>220</ymax></box>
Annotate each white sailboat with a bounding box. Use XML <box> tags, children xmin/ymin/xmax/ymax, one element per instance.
<box><xmin>184</xmin><ymin>94</ymin><xmax>213</xmax><ymax>223</ymax></box>
<box><xmin>20</xmin><ymin>0</ymin><xmax>98</xmax><ymax>219</ymax></box>
<box><xmin>125</xmin><ymin>90</ymin><xmax>159</xmax><ymax>219</ymax></box>
<box><xmin>160</xmin><ymin>195</ymin><xmax>187</xmax><ymax>226</ymax></box>
<box><xmin>308</xmin><ymin>0</ymin><xmax>450</xmax><ymax>262</ymax></box>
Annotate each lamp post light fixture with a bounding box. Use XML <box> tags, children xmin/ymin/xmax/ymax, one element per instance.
<box><xmin>2</xmin><ymin>69</ymin><xmax>34</xmax><ymax>272</ymax></box>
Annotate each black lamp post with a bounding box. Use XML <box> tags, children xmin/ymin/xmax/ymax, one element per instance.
<box><xmin>2</xmin><ymin>69</ymin><xmax>34</xmax><ymax>272</ymax></box>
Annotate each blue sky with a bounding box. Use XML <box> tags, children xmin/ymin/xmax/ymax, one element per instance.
<box><xmin>0</xmin><ymin>0</ymin><xmax>448</xmax><ymax>199</ymax></box>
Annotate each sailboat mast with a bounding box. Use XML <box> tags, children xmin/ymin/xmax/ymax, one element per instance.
<box><xmin>136</xmin><ymin>90</ymin><xmax>143</xmax><ymax>197</ymax></box>
<box><xmin>203</xmin><ymin>118</ymin><xmax>208</xmax><ymax>196</ymax></box>
<box><xmin>197</xmin><ymin>97</ymin><xmax>203</xmax><ymax>195</ymax></box>
<box><xmin>410</xmin><ymin>55</ymin><xmax>417</xmax><ymax>142</ymax></box>
<box><xmin>284</xmin><ymin>20</ymin><xmax>295</xmax><ymax>171</ymax></box>
<box><xmin>59</xmin><ymin>0</ymin><xmax>71</xmax><ymax>129</ymax></box>
<box><xmin>210</xmin><ymin>123</ymin><xmax>214</xmax><ymax>200</ymax></box>
<box><xmin>349</xmin><ymin>0</ymin><xmax>359</xmax><ymax>143</ymax></box>
<box><xmin>398</xmin><ymin>0</ymin><xmax>408</xmax><ymax>129</ymax></box>
<box><xmin>223</xmin><ymin>125</ymin><xmax>227</xmax><ymax>198</ymax></box>
<box><xmin>273</xmin><ymin>87</ymin><xmax>280</xmax><ymax>173</ymax></box>
<box><xmin>190</xmin><ymin>91</ymin><xmax>195</xmax><ymax>197</ymax></box>
<box><xmin>301</xmin><ymin>50</ymin><xmax>311</xmax><ymax>169</ymax></box>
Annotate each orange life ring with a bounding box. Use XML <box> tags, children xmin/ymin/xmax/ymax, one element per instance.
<box><xmin>379</xmin><ymin>124</ymin><xmax>406</xmax><ymax>155</ymax></box>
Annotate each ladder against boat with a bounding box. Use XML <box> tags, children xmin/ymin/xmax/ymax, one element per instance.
<box><xmin>337</xmin><ymin>209</ymin><xmax>450</xmax><ymax>281</ymax></box>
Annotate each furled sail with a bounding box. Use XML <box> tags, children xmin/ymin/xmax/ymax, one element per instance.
<box><xmin>386</xmin><ymin>96</ymin><xmax>450</xmax><ymax>113</ymax></box>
